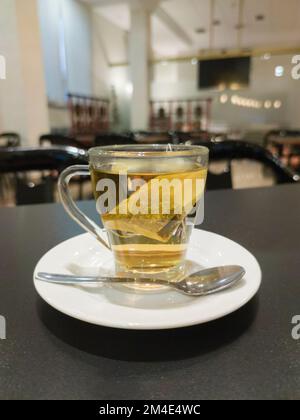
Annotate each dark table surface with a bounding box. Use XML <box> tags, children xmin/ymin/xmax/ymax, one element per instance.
<box><xmin>1</xmin><ymin>184</ymin><xmax>300</xmax><ymax>400</ymax></box>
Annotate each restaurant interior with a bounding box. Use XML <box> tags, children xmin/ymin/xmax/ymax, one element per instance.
<box><xmin>1</xmin><ymin>0</ymin><xmax>300</xmax><ymax>204</ymax></box>
<box><xmin>1</xmin><ymin>0</ymin><xmax>300</xmax><ymax>401</ymax></box>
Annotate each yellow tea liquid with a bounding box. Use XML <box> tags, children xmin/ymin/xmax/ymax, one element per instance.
<box><xmin>91</xmin><ymin>163</ymin><xmax>207</xmax><ymax>273</ymax></box>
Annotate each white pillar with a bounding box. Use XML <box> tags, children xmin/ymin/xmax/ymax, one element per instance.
<box><xmin>129</xmin><ymin>2</ymin><xmax>154</xmax><ymax>131</ymax></box>
<box><xmin>0</xmin><ymin>0</ymin><xmax>49</xmax><ymax>146</ymax></box>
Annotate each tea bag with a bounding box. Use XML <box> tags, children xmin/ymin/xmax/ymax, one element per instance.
<box><xmin>104</xmin><ymin>169</ymin><xmax>207</xmax><ymax>243</ymax></box>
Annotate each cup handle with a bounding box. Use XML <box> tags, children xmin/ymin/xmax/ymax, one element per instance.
<box><xmin>58</xmin><ymin>165</ymin><xmax>111</xmax><ymax>251</ymax></box>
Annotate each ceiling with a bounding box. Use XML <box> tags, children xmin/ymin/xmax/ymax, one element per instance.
<box><xmin>82</xmin><ymin>0</ymin><xmax>300</xmax><ymax>63</ymax></box>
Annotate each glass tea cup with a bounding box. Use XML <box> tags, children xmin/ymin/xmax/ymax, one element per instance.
<box><xmin>58</xmin><ymin>144</ymin><xmax>209</xmax><ymax>281</ymax></box>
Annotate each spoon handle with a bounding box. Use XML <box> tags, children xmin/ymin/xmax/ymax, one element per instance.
<box><xmin>36</xmin><ymin>272</ymin><xmax>171</xmax><ymax>287</ymax></box>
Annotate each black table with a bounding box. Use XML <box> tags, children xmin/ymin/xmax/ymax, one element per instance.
<box><xmin>1</xmin><ymin>184</ymin><xmax>300</xmax><ymax>400</ymax></box>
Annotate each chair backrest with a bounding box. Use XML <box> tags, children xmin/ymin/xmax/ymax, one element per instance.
<box><xmin>0</xmin><ymin>146</ymin><xmax>88</xmax><ymax>173</ymax></box>
<box><xmin>198</xmin><ymin>140</ymin><xmax>299</xmax><ymax>190</ymax></box>
<box><xmin>0</xmin><ymin>132</ymin><xmax>21</xmax><ymax>148</ymax></box>
<box><xmin>39</xmin><ymin>133</ymin><xmax>88</xmax><ymax>150</ymax></box>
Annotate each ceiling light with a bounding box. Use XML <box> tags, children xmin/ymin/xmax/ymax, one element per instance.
<box><xmin>229</xmin><ymin>94</ymin><xmax>263</xmax><ymax>109</ymax></box>
<box><xmin>220</xmin><ymin>94</ymin><xmax>228</xmax><ymax>104</ymax></box>
<box><xmin>231</xmin><ymin>95</ymin><xmax>238</xmax><ymax>105</ymax></box>
<box><xmin>264</xmin><ymin>100</ymin><xmax>272</xmax><ymax>109</ymax></box>
<box><xmin>261</xmin><ymin>53</ymin><xmax>271</xmax><ymax>61</ymax></box>
<box><xmin>275</xmin><ymin>66</ymin><xmax>284</xmax><ymax>77</ymax></box>
<box><xmin>125</xmin><ymin>83</ymin><xmax>133</xmax><ymax>95</ymax></box>
<box><xmin>274</xmin><ymin>100</ymin><xmax>282</xmax><ymax>109</ymax></box>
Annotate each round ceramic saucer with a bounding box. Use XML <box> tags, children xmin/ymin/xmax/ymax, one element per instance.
<box><xmin>33</xmin><ymin>230</ymin><xmax>261</xmax><ymax>330</ymax></box>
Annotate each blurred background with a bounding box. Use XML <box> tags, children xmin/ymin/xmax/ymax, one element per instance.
<box><xmin>0</xmin><ymin>0</ymin><xmax>300</xmax><ymax>206</ymax></box>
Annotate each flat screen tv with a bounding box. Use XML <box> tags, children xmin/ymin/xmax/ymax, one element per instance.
<box><xmin>198</xmin><ymin>56</ymin><xmax>251</xmax><ymax>89</ymax></box>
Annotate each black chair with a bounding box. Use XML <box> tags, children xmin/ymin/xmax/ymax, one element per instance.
<box><xmin>197</xmin><ymin>141</ymin><xmax>299</xmax><ymax>190</ymax></box>
<box><xmin>0</xmin><ymin>132</ymin><xmax>21</xmax><ymax>148</ymax></box>
<box><xmin>94</xmin><ymin>132</ymin><xmax>136</xmax><ymax>147</ymax></box>
<box><xmin>39</xmin><ymin>133</ymin><xmax>88</xmax><ymax>150</ymax></box>
<box><xmin>0</xmin><ymin>146</ymin><xmax>88</xmax><ymax>205</ymax></box>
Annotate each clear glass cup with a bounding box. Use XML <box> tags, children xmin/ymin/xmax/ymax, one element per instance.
<box><xmin>58</xmin><ymin>144</ymin><xmax>209</xmax><ymax>281</ymax></box>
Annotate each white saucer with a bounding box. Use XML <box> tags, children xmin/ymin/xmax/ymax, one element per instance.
<box><xmin>33</xmin><ymin>230</ymin><xmax>261</xmax><ymax>330</ymax></box>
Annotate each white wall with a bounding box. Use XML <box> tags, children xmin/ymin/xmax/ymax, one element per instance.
<box><xmin>110</xmin><ymin>66</ymin><xmax>131</xmax><ymax>132</ymax></box>
<box><xmin>63</xmin><ymin>0</ymin><xmax>92</xmax><ymax>96</ymax></box>
<box><xmin>0</xmin><ymin>0</ymin><xmax>49</xmax><ymax>145</ymax></box>
<box><xmin>39</xmin><ymin>2</ymin><xmax>114</xmax><ymax>130</ymax></box>
<box><xmin>38</xmin><ymin>0</ymin><xmax>93</xmax><ymax>103</ymax></box>
<box><xmin>92</xmin><ymin>12</ymin><xmax>111</xmax><ymax>98</ymax></box>
<box><xmin>38</xmin><ymin>0</ymin><xmax>65</xmax><ymax>103</ymax></box>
